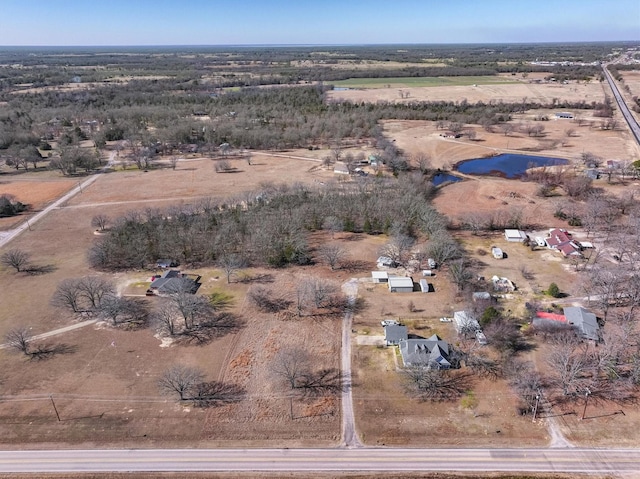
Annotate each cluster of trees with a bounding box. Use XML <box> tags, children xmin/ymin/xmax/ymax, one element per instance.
<box><xmin>88</xmin><ymin>175</ymin><xmax>447</xmax><ymax>271</ymax></box>
<box><xmin>49</xmin><ymin>274</ymin><xmax>239</xmax><ymax>342</ymax></box>
<box><xmin>0</xmin><ymin>195</ymin><xmax>27</xmax><ymax>217</ymax></box>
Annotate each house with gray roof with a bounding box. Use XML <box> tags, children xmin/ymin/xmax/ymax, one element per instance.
<box><xmin>148</xmin><ymin>270</ymin><xmax>201</xmax><ymax>296</ymax></box>
<box><xmin>398</xmin><ymin>335</ymin><xmax>452</xmax><ymax>369</ymax></box>
<box><xmin>384</xmin><ymin>324</ymin><xmax>408</xmax><ymax>346</ymax></box>
<box><xmin>563</xmin><ymin>306</ymin><xmax>600</xmax><ymax>341</ymax></box>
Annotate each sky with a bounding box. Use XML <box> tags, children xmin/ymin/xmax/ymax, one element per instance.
<box><xmin>0</xmin><ymin>0</ymin><xmax>638</xmax><ymax>46</ymax></box>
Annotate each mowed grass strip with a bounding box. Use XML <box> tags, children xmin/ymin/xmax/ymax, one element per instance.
<box><xmin>332</xmin><ymin>75</ymin><xmax>519</xmax><ymax>89</ymax></box>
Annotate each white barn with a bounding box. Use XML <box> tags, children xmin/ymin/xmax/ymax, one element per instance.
<box><xmin>388</xmin><ymin>276</ymin><xmax>414</xmax><ymax>293</ymax></box>
<box><xmin>371</xmin><ymin>271</ymin><xmax>389</xmax><ymax>283</ymax></box>
<box><xmin>504</xmin><ymin>229</ymin><xmax>527</xmax><ymax>242</ymax></box>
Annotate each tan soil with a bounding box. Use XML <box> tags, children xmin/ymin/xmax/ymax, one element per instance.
<box><xmin>327</xmin><ymin>78</ymin><xmax>608</xmax><ymax>106</ymax></box>
<box><xmin>0</xmin><ymin>176</ymin><xmax>77</xmax><ymax>230</ymax></box>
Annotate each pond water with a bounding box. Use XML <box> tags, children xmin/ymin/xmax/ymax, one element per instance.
<box><xmin>431</xmin><ymin>173</ymin><xmax>463</xmax><ymax>186</ymax></box>
<box><xmin>455</xmin><ymin>153</ymin><xmax>568</xmax><ymax>179</ymax></box>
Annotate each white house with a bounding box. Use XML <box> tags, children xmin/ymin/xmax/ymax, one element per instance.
<box><xmin>388</xmin><ymin>276</ymin><xmax>414</xmax><ymax>293</ymax></box>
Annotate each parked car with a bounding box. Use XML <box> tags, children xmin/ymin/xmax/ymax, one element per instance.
<box><xmin>381</xmin><ymin>319</ymin><xmax>400</xmax><ymax>326</ymax></box>
<box><xmin>427</xmin><ymin>258</ymin><xmax>437</xmax><ymax>269</ymax></box>
<box><xmin>439</xmin><ymin>317</ymin><xmax>452</xmax><ymax>323</ymax></box>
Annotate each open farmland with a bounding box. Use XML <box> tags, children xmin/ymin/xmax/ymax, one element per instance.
<box><xmin>331</xmin><ymin>75</ymin><xmax>518</xmax><ymax>88</ymax></box>
<box><xmin>327</xmin><ymin>76</ymin><xmax>609</xmax><ymax>105</ymax></box>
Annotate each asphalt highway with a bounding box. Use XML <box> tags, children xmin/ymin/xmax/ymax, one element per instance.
<box><xmin>0</xmin><ymin>447</ymin><xmax>639</xmax><ymax>474</ymax></box>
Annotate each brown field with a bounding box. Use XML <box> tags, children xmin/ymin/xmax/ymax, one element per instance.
<box><xmin>0</xmin><ymin>155</ymin><xmax>344</xmax><ymax>448</ymax></box>
<box><xmin>327</xmin><ymin>76</ymin><xmax>608</xmax><ymax>105</ymax></box>
<box><xmin>0</xmin><ymin>174</ymin><xmax>77</xmax><ymax>230</ymax></box>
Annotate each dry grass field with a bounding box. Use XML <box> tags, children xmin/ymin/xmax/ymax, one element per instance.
<box><xmin>327</xmin><ymin>75</ymin><xmax>608</xmax><ymax>105</ymax></box>
<box><xmin>0</xmin><ymin>173</ymin><xmax>77</xmax><ymax>230</ymax></box>
<box><xmin>0</xmin><ymin>155</ymin><xmax>343</xmax><ymax>448</ymax></box>
<box><xmin>2</xmin><ymin>70</ymin><xmax>640</xmax><ymax>451</ymax></box>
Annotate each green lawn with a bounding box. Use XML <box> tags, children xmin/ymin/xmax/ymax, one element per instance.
<box><xmin>331</xmin><ymin>75</ymin><xmax>519</xmax><ymax>89</ymax></box>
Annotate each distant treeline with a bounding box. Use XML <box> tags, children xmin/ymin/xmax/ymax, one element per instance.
<box><xmin>0</xmin><ymin>42</ymin><xmax>623</xmax><ymax>90</ymax></box>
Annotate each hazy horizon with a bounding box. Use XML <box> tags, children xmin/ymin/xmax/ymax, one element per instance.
<box><xmin>0</xmin><ymin>0</ymin><xmax>638</xmax><ymax>47</ymax></box>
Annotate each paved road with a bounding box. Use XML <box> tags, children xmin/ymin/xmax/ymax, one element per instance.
<box><xmin>0</xmin><ymin>447</ymin><xmax>639</xmax><ymax>474</ymax></box>
<box><xmin>602</xmin><ymin>64</ymin><xmax>640</xmax><ymax>146</ymax></box>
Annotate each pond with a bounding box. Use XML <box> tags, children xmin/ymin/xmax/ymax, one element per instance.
<box><xmin>431</xmin><ymin>173</ymin><xmax>463</xmax><ymax>186</ymax></box>
<box><xmin>455</xmin><ymin>153</ymin><xmax>568</xmax><ymax>179</ymax></box>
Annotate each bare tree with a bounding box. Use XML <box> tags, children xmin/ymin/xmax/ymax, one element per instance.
<box><xmin>218</xmin><ymin>253</ymin><xmax>246</xmax><ymax>284</ymax></box>
<box><xmin>91</xmin><ymin>214</ymin><xmax>110</xmax><ymax>232</ymax></box>
<box><xmin>5</xmin><ymin>326</ymin><xmax>32</xmax><ymax>356</ymax></box>
<box><xmin>379</xmin><ymin>234</ymin><xmax>415</xmax><ymax>267</ymax></box>
<box><xmin>77</xmin><ymin>276</ymin><xmax>115</xmax><ymax>310</ymax></box>
<box><xmin>317</xmin><ymin>243</ymin><xmax>346</xmax><ymax>270</ymax></box>
<box><xmin>247</xmin><ymin>285</ymin><xmax>291</xmax><ymax>313</ymax></box>
<box><xmin>192</xmin><ymin>381</ymin><xmax>246</xmax><ymax>407</ymax></box>
<box><xmin>322</xmin><ymin>216</ymin><xmax>343</xmax><ymax>239</ymax></box>
<box><xmin>158</xmin><ymin>365</ymin><xmax>204</xmax><ymax>401</ymax></box>
<box><xmin>403</xmin><ymin>367</ymin><xmax>470</xmax><ymax>401</ymax></box>
<box><xmin>166</xmin><ymin>280</ymin><xmax>212</xmax><ymax>330</ymax></box>
<box><xmin>51</xmin><ymin>278</ymin><xmax>83</xmax><ymax>313</ymax></box>
<box><xmin>99</xmin><ymin>295</ymin><xmax>149</xmax><ymax>327</ymax></box>
<box><xmin>414</xmin><ymin>153</ymin><xmax>432</xmax><ymax>174</ymax></box>
<box><xmin>423</xmin><ymin>232</ymin><xmax>462</xmax><ymax>265</ymax></box>
<box><xmin>546</xmin><ymin>333</ymin><xmax>590</xmax><ymax>396</ymax></box>
<box><xmin>0</xmin><ymin>249</ymin><xmax>31</xmax><ymax>273</ymax></box>
<box><xmin>271</xmin><ymin>348</ymin><xmax>310</xmax><ymax>389</ymax></box>
<box><xmin>448</xmin><ymin>260</ymin><xmax>473</xmax><ymax>292</ymax></box>
<box><xmin>500</xmin><ymin>123</ymin><xmax>514</xmax><ymax>136</ymax></box>
<box><xmin>153</xmin><ymin>299</ymin><xmax>179</xmax><ymax>336</ymax></box>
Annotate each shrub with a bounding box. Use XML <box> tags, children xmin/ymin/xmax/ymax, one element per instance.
<box><xmin>547</xmin><ymin>282</ymin><xmax>561</xmax><ymax>298</ymax></box>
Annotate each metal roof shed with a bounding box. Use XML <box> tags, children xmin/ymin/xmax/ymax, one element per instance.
<box><xmin>371</xmin><ymin>271</ymin><xmax>389</xmax><ymax>283</ymax></box>
<box><xmin>388</xmin><ymin>276</ymin><xmax>414</xmax><ymax>293</ymax></box>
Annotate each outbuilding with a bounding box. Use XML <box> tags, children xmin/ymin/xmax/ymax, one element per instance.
<box><xmin>388</xmin><ymin>276</ymin><xmax>414</xmax><ymax>293</ymax></box>
<box><xmin>504</xmin><ymin>229</ymin><xmax>527</xmax><ymax>242</ymax></box>
<box><xmin>371</xmin><ymin>271</ymin><xmax>389</xmax><ymax>283</ymax></box>
<box><xmin>419</xmin><ymin>279</ymin><xmax>430</xmax><ymax>293</ymax></box>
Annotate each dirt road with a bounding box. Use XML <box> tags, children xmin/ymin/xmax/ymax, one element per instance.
<box><xmin>341</xmin><ymin>279</ymin><xmax>361</xmax><ymax>448</ymax></box>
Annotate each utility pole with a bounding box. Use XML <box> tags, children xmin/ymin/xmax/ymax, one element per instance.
<box><xmin>532</xmin><ymin>390</ymin><xmax>541</xmax><ymax>422</ymax></box>
<box><xmin>581</xmin><ymin>388</ymin><xmax>591</xmax><ymax>420</ymax></box>
<box><xmin>49</xmin><ymin>395</ymin><xmax>61</xmax><ymax>422</ymax></box>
